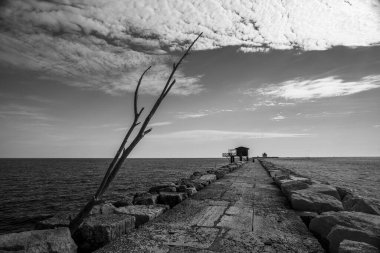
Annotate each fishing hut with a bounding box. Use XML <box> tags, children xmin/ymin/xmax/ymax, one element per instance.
<box><xmin>223</xmin><ymin>146</ymin><xmax>250</xmax><ymax>163</ymax></box>
<box><xmin>236</xmin><ymin>146</ymin><xmax>249</xmax><ymax>161</ymax></box>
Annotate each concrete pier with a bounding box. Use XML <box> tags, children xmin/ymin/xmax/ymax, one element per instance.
<box><xmin>96</xmin><ymin>162</ymin><xmax>324</xmax><ymax>252</ymax></box>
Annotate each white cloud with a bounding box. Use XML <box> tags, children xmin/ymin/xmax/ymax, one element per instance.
<box><xmin>272</xmin><ymin>115</ymin><xmax>286</xmax><ymax>121</ymax></box>
<box><xmin>176</xmin><ymin>108</ymin><xmax>235</xmax><ymax>119</ymax></box>
<box><xmin>148</xmin><ymin>130</ymin><xmax>309</xmax><ymax>141</ymax></box>
<box><xmin>176</xmin><ymin>113</ymin><xmax>209</xmax><ymax>119</ymax></box>
<box><xmin>0</xmin><ymin>104</ymin><xmax>55</xmax><ymax>122</ymax></box>
<box><xmin>257</xmin><ymin>75</ymin><xmax>380</xmax><ymax>100</ymax></box>
<box><xmin>148</xmin><ymin>121</ymin><xmax>172</xmax><ymax>127</ymax></box>
<box><xmin>1</xmin><ymin>0</ymin><xmax>379</xmax><ymax>95</ymax></box>
<box><xmin>298</xmin><ymin>111</ymin><xmax>354</xmax><ymax>118</ymax></box>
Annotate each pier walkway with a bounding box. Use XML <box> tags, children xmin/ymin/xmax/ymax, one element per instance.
<box><xmin>97</xmin><ymin>162</ymin><xmax>324</xmax><ymax>252</ymax></box>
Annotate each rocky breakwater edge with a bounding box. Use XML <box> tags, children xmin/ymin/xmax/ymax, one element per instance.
<box><xmin>0</xmin><ymin>162</ymin><xmax>245</xmax><ymax>253</ymax></box>
<box><xmin>259</xmin><ymin>159</ymin><xmax>380</xmax><ymax>253</ymax></box>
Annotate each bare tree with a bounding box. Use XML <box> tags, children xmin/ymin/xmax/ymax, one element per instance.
<box><xmin>69</xmin><ymin>33</ymin><xmax>202</xmax><ymax>234</ymax></box>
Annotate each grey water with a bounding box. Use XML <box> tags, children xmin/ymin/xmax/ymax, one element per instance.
<box><xmin>0</xmin><ymin>158</ymin><xmax>227</xmax><ymax>234</ymax></box>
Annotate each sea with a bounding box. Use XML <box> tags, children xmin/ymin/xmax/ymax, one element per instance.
<box><xmin>0</xmin><ymin>158</ymin><xmax>227</xmax><ymax>235</ymax></box>
<box><xmin>0</xmin><ymin>157</ymin><xmax>379</xmax><ymax>235</ymax></box>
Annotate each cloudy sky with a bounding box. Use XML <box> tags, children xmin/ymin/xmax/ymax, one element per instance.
<box><xmin>1</xmin><ymin>0</ymin><xmax>380</xmax><ymax>158</ymax></box>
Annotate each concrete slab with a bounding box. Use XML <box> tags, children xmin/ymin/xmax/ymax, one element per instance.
<box><xmin>191</xmin><ymin>206</ymin><xmax>227</xmax><ymax>227</ymax></box>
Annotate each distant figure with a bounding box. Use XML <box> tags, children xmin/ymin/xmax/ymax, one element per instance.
<box><xmin>262</xmin><ymin>152</ymin><xmax>268</xmax><ymax>158</ymax></box>
<box><xmin>252</xmin><ymin>157</ymin><xmax>255</xmax><ymax>162</ymax></box>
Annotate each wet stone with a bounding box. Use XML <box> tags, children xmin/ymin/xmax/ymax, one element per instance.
<box><xmin>133</xmin><ymin>192</ymin><xmax>158</xmax><ymax>205</ymax></box>
<box><xmin>115</xmin><ymin>205</ymin><xmax>168</xmax><ymax>227</ymax></box>
<box><xmin>158</xmin><ymin>192</ymin><xmax>188</xmax><ymax>208</ymax></box>
<box><xmin>0</xmin><ymin>228</ymin><xmax>77</xmax><ymax>253</ymax></box>
<box><xmin>75</xmin><ymin>213</ymin><xmax>135</xmax><ymax>252</ymax></box>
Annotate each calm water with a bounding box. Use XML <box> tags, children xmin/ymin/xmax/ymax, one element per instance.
<box><xmin>266</xmin><ymin>157</ymin><xmax>380</xmax><ymax>200</ymax></box>
<box><xmin>0</xmin><ymin>158</ymin><xmax>227</xmax><ymax>234</ymax></box>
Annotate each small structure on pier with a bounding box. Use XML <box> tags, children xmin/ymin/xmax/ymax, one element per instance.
<box><xmin>262</xmin><ymin>152</ymin><xmax>267</xmax><ymax>158</ymax></box>
<box><xmin>223</xmin><ymin>146</ymin><xmax>250</xmax><ymax>163</ymax></box>
<box><xmin>236</xmin><ymin>146</ymin><xmax>249</xmax><ymax>161</ymax></box>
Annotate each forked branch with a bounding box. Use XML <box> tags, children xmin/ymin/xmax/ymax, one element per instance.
<box><xmin>69</xmin><ymin>33</ymin><xmax>202</xmax><ymax>234</ymax></box>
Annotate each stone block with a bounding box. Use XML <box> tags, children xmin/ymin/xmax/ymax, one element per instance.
<box><xmin>133</xmin><ymin>192</ymin><xmax>158</xmax><ymax>205</ymax></box>
<box><xmin>290</xmin><ymin>192</ymin><xmax>344</xmax><ymax>213</ymax></box>
<box><xmin>207</xmin><ymin>169</ymin><xmax>226</xmax><ymax>179</ymax></box>
<box><xmin>113</xmin><ymin>197</ymin><xmax>133</xmax><ymax>208</ymax></box>
<box><xmin>90</xmin><ymin>203</ymin><xmax>117</xmax><ymax>215</ymax></box>
<box><xmin>0</xmin><ymin>228</ymin><xmax>77</xmax><ymax>253</ymax></box>
<box><xmin>338</xmin><ymin>240</ymin><xmax>379</xmax><ymax>253</ymax></box>
<box><xmin>327</xmin><ymin>225</ymin><xmax>380</xmax><ymax>253</ymax></box>
<box><xmin>199</xmin><ymin>174</ymin><xmax>217</xmax><ymax>184</ymax></box>
<box><xmin>189</xmin><ymin>171</ymin><xmax>207</xmax><ymax>180</ymax></box>
<box><xmin>75</xmin><ymin>214</ymin><xmax>135</xmax><ymax>252</ymax></box>
<box><xmin>342</xmin><ymin>195</ymin><xmax>380</xmax><ymax>215</ymax></box>
<box><xmin>159</xmin><ymin>186</ymin><xmax>177</xmax><ymax>193</ymax></box>
<box><xmin>176</xmin><ymin>178</ymin><xmax>195</xmax><ymax>188</ymax></box>
<box><xmin>186</xmin><ymin>186</ymin><xmax>197</xmax><ymax>196</ymax></box>
<box><xmin>176</xmin><ymin>184</ymin><xmax>187</xmax><ymax>192</ymax></box>
<box><xmin>309</xmin><ymin>211</ymin><xmax>380</xmax><ymax>247</ymax></box>
<box><xmin>280</xmin><ymin>180</ymin><xmax>310</xmax><ymax>197</ymax></box>
<box><xmin>296</xmin><ymin>211</ymin><xmax>318</xmax><ymax>227</ymax></box>
<box><xmin>158</xmin><ymin>192</ymin><xmax>187</xmax><ymax>208</ymax></box>
<box><xmin>336</xmin><ymin>187</ymin><xmax>353</xmax><ymax>200</ymax></box>
<box><xmin>148</xmin><ymin>183</ymin><xmax>176</xmax><ymax>194</ymax></box>
<box><xmin>35</xmin><ymin>213</ymin><xmax>72</xmax><ymax>229</ymax></box>
<box><xmin>295</xmin><ymin>184</ymin><xmax>341</xmax><ymax>200</ymax></box>
<box><xmin>115</xmin><ymin>205</ymin><xmax>167</xmax><ymax>227</ymax></box>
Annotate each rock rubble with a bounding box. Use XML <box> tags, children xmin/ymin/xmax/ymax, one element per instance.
<box><xmin>260</xmin><ymin>159</ymin><xmax>380</xmax><ymax>253</ymax></box>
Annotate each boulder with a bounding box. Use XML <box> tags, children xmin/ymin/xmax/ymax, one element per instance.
<box><xmin>280</xmin><ymin>180</ymin><xmax>310</xmax><ymax>197</ymax></box>
<box><xmin>309</xmin><ymin>211</ymin><xmax>380</xmax><ymax>247</ymax></box>
<box><xmin>176</xmin><ymin>185</ymin><xmax>187</xmax><ymax>192</ymax></box>
<box><xmin>176</xmin><ymin>178</ymin><xmax>195</xmax><ymax>188</ymax></box>
<box><xmin>295</xmin><ymin>184</ymin><xmax>341</xmax><ymax>200</ymax></box>
<box><xmin>338</xmin><ymin>240</ymin><xmax>379</xmax><ymax>253</ymax></box>
<box><xmin>207</xmin><ymin>169</ymin><xmax>226</xmax><ymax>179</ymax></box>
<box><xmin>148</xmin><ymin>183</ymin><xmax>176</xmax><ymax>194</ymax></box>
<box><xmin>75</xmin><ymin>213</ymin><xmax>135</xmax><ymax>252</ymax></box>
<box><xmin>296</xmin><ymin>211</ymin><xmax>318</xmax><ymax>227</ymax></box>
<box><xmin>327</xmin><ymin>225</ymin><xmax>380</xmax><ymax>253</ymax></box>
<box><xmin>227</xmin><ymin>165</ymin><xmax>237</xmax><ymax>172</ymax></box>
<box><xmin>290</xmin><ymin>192</ymin><xmax>344</xmax><ymax>213</ymax></box>
<box><xmin>342</xmin><ymin>195</ymin><xmax>380</xmax><ymax>215</ymax></box>
<box><xmin>199</xmin><ymin>174</ymin><xmax>217</xmax><ymax>184</ymax></box>
<box><xmin>190</xmin><ymin>179</ymin><xmax>205</xmax><ymax>191</ymax></box>
<box><xmin>158</xmin><ymin>192</ymin><xmax>187</xmax><ymax>208</ymax></box>
<box><xmin>190</xmin><ymin>171</ymin><xmax>207</xmax><ymax>179</ymax></box>
<box><xmin>133</xmin><ymin>192</ymin><xmax>158</xmax><ymax>205</ymax></box>
<box><xmin>113</xmin><ymin>197</ymin><xmax>133</xmax><ymax>208</ymax></box>
<box><xmin>158</xmin><ymin>186</ymin><xmax>177</xmax><ymax>193</ymax></box>
<box><xmin>336</xmin><ymin>187</ymin><xmax>354</xmax><ymax>200</ymax></box>
<box><xmin>115</xmin><ymin>205</ymin><xmax>168</xmax><ymax>227</ymax></box>
<box><xmin>35</xmin><ymin>213</ymin><xmax>73</xmax><ymax>229</ymax></box>
<box><xmin>185</xmin><ymin>186</ymin><xmax>197</xmax><ymax>196</ymax></box>
<box><xmin>268</xmin><ymin>169</ymin><xmax>285</xmax><ymax>178</ymax></box>
<box><xmin>0</xmin><ymin>228</ymin><xmax>77</xmax><ymax>253</ymax></box>
<box><xmin>90</xmin><ymin>203</ymin><xmax>117</xmax><ymax>215</ymax></box>
<box><xmin>289</xmin><ymin>175</ymin><xmax>312</xmax><ymax>183</ymax></box>
<box><xmin>273</xmin><ymin>175</ymin><xmax>290</xmax><ymax>185</ymax></box>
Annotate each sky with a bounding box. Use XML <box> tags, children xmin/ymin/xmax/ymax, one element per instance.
<box><xmin>0</xmin><ymin>0</ymin><xmax>380</xmax><ymax>158</ymax></box>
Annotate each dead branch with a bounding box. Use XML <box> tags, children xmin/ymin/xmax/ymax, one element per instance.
<box><xmin>69</xmin><ymin>33</ymin><xmax>202</xmax><ymax>234</ymax></box>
